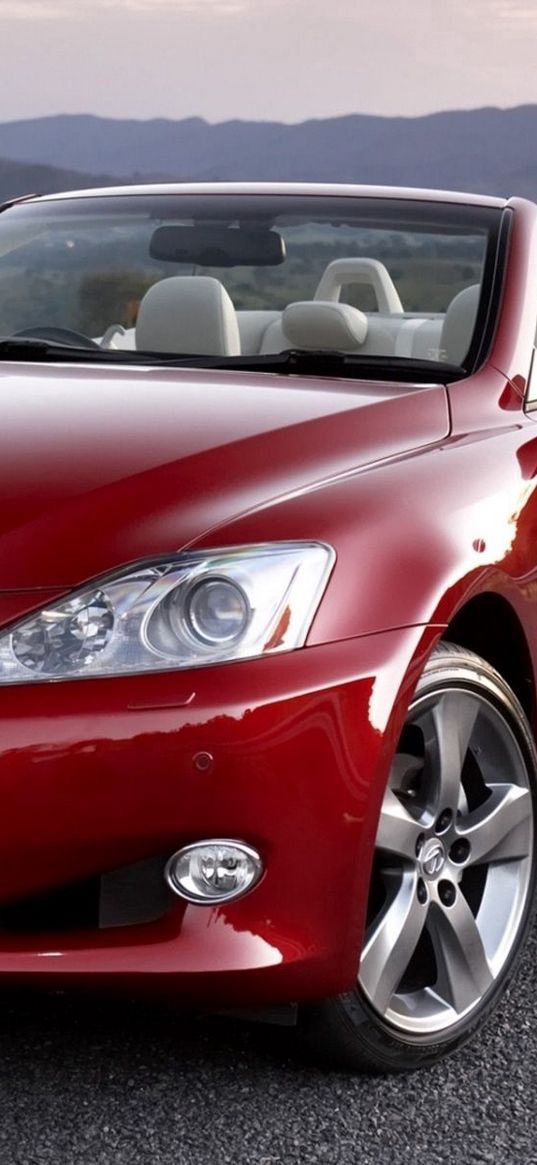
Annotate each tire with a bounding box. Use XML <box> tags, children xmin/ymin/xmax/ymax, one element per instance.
<box><xmin>303</xmin><ymin>642</ymin><xmax>537</xmax><ymax>1073</ymax></box>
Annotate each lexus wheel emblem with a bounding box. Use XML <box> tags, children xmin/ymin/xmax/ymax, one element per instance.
<box><xmin>421</xmin><ymin>839</ymin><xmax>446</xmax><ymax>877</ymax></box>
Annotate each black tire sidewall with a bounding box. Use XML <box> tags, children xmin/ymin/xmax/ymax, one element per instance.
<box><xmin>303</xmin><ymin>644</ymin><xmax>537</xmax><ymax>1073</ymax></box>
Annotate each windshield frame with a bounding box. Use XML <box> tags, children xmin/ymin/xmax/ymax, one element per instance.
<box><xmin>0</xmin><ymin>190</ymin><xmax>506</xmax><ymax>380</ymax></box>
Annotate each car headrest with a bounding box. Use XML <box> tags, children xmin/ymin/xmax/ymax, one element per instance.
<box><xmin>314</xmin><ymin>258</ymin><xmax>403</xmax><ymax>314</ymax></box>
<box><xmin>282</xmin><ymin>300</ymin><xmax>368</xmax><ymax>351</ymax></box>
<box><xmin>136</xmin><ymin>276</ymin><xmax>241</xmax><ymax>356</ymax></box>
<box><xmin>441</xmin><ymin>284</ymin><xmax>480</xmax><ymax>366</ymax></box>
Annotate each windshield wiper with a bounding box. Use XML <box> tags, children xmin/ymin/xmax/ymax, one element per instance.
<box><xmin>0</xmin><ymin>337</ymin><xmax>101</xmax><ymax>359</ymax></box>
<box><xmin>157</xmin><ymin>349</ymin><xmax>466</xmax><ymax>384</ymax></box>
<box><xmin>0</xmin><ymin>338</ymin><xmax>465</xmax><ymax>384</ymax></box>
<box><xmin>0</xmin><ymin>337</ymin><xmax>163</xmax><ymax>364</ymax></box>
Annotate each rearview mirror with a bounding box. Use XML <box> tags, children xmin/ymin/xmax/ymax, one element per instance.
<box><xmin>149</xmin><ymin>224</ymin><xmax>286</xmax><ymax>267</ymax></box>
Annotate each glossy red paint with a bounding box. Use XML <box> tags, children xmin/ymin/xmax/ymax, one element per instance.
<box><xmin>1</xmin><ymin>184</ymin><xmax>537</xmax><ymax>1010</ymax></box>
<box><xmin>0</xmin><ymin>364</ymin><xmax>448</xmax><ymax>590</ymax></box>
<box><xmin>0</xmin><ymin>626</ymin><xmax>438</xmax><ymax>1001</ymax></box>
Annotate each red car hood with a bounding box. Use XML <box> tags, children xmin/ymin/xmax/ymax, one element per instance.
<box><xmin>0</xmin><ymin>360</ymin><xmax>449</xmax><ymax>601</ymax></box>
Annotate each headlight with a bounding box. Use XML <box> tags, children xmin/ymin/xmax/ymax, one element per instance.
<box><xmin>0</xmin><ymin>542</ymin><xmax>334</xmax><ymax>684</ymax></box>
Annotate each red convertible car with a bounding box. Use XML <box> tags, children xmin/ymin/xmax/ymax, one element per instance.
<box><xmin>0</xmin><ymin>181</ymin><xmax>536</xmax><ymax>1073</ymax></box>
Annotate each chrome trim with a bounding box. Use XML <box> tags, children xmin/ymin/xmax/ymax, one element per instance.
<box><xmin>165</xmin><ymin>839</ymin><xmax>264</xmax><ymax>905</ymax></box>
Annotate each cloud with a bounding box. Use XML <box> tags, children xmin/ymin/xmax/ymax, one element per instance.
<box><xmin>468</xmin><ymin>0</ymin><xmax>537</xmax><ymax>24</ymax></box>
<box><xmin>494</xmin><ymin>1</ymin><xmax>537</xmax><ymax>21</ymax></box>
<box><xmin>3</xmin><ymin>0</ymin><xmax>537</xmax><ymax>27</ymax></box>
<box><xmin>0</xmin><ymin>0</ymin><xmax>68</xmax><ymax>17</ymax></box>
<box><xmin>0</xmin><ymin>0</ymin><xmax>262</xmax><ymax>17</ymax></box>
<box><xmin>120</xmin><ymin>0</ymin><xmax>249</xmax><ymax>11</ymax></box>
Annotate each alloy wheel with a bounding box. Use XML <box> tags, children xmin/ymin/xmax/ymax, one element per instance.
<box><xmin>360</xmin><ymin>665</ymin><xmax>534</xmax><ymax>1036</ymax></box>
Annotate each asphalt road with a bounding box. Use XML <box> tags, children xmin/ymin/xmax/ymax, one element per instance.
<box><xmin>1</xmin><ymin>927</ymin><xmax>537</xmax><ymax>1165</ymax></box>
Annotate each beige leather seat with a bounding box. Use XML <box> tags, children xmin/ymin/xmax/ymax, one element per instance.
<box><xmin>281</xmin><ymin>300</ymin><xmax>368</xmax><ymax>350</ymax></box>
<box><xmin>136</xmin><ymin>276</ymin><xmax>241</xmax><ymax>355</ymax></box>
<box><xmin>441</xmin><ymin>284</ymin><xmax>480</xmax><ymax>365</ymax></box>
<box><xmin>315</xmin><ymin>258</ymin><xmax>403</xmax><ymax>314</ymax></box>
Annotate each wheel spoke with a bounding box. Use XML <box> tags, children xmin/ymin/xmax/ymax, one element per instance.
<box><xmin>459</xmin><ymin>784</ymin><xmax>532</xmax><ymax>866</ymax></box>
<box><xmin>428</xmin><ymin>894</ymin><xmax>494</xmax><ymax>1015</ymax></box>
<box><xmin>424</xmin><ymin>691</ymin><xmax>480</xmax><ymax>814</ymax></box>
<box><xmin>376</xmin><ymin>787</ymin><xmax>424</xmax><ymax>858</ymax></box>
<box><xmin>363</xmin><ymin>654</ymin><xmax>536</xmax><ymax>1041</ymax></box>
<box><xmin>360</xmin><ymin>872</ymin><xmax>426</xmax><ymax>1015</ymax></box>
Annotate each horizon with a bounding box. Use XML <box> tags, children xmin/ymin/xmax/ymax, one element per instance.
<box><xmin>1</xmin><ymin>101</ymin><xmax>535</xmax><ymax>128</ymax></box>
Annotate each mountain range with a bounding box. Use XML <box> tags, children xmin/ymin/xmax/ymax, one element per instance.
<box><xmin>0</xmin><ymin>106</ymin><xmax>536</xmax><ymax>202</ymax></box>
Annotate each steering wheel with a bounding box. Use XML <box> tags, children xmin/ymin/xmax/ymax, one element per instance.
<box><xmin>12</xmin><ymin>327</ymin><xmax>101</xmax><ymax>350</ymax></box>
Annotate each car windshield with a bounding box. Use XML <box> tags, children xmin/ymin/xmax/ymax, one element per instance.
<box><xmin>0</xmin><ymin>190</ymin><xmax>503</xmax><ymax>376</ymax></box>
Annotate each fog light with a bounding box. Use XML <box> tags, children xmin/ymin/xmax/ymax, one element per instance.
<box><xmin>165</xmin><ymin>840</ymin><xmax>263</xmax><ymax>904</ymax></box>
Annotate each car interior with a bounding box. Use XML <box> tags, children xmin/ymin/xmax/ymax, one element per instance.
<box><xmin>104</xmin><ymin>260</ymin><xmax>481</xmax><ymax>369</ymax></box>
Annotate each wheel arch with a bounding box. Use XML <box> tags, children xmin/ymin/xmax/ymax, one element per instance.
<box><xmin>443</xmin><ymin>591</ymin><xmax>536</xmax><ymax>731</ymax></box>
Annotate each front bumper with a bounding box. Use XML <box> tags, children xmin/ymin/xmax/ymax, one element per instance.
<box><xmin>0</xmin><ymin>624</ymin><xmax>438</xmax><ymax>1005</ymax></box>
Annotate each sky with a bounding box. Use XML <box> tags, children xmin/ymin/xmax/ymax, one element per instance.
<box><xmin>1</xmin><ymin>0</ymin><xmax>536</xmax><ymax>125</ymax></box>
